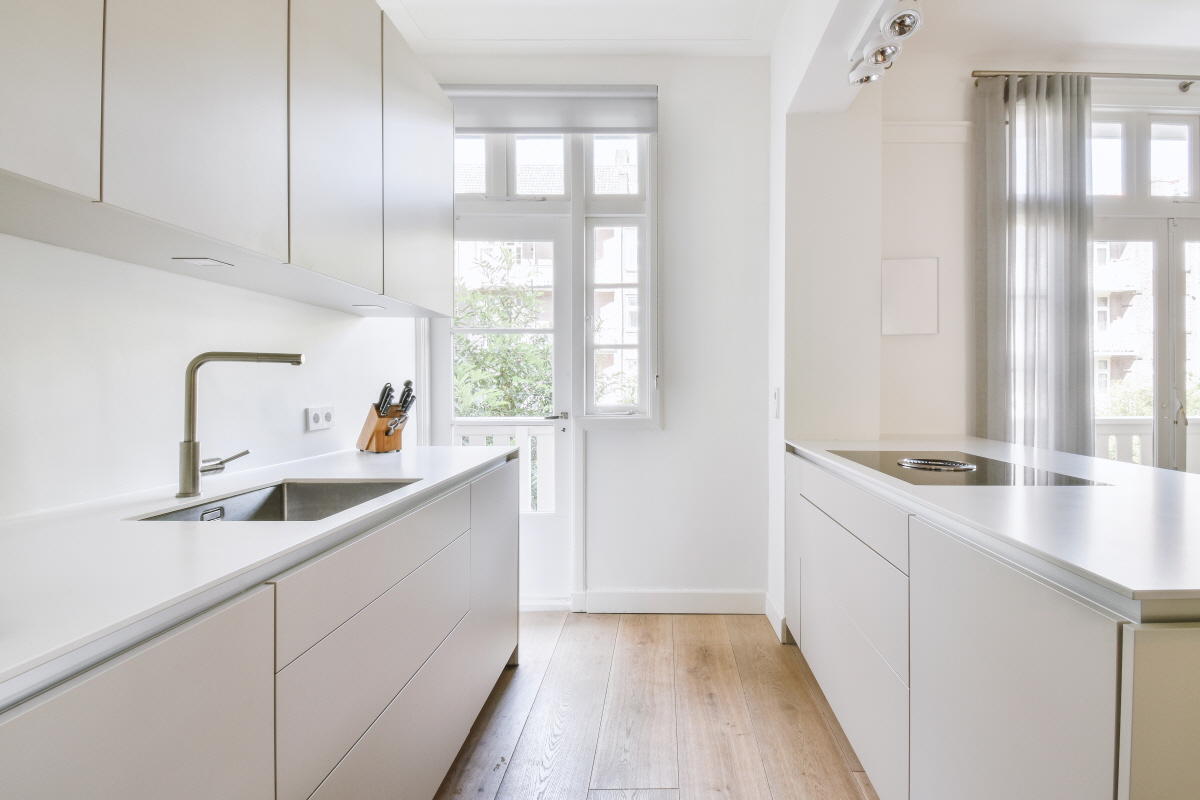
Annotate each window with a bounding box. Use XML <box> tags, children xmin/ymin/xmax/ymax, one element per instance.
<box><xmin>454</xmin><ymin>135</ymin><xmax>486</xmax><ymax>194</ymax></box>
<box><xmin>1095</xmin><ymin>295</ymin><xmax>1110</xmax><ymax>332</ymax></box>
<box><xmin>513</xmin><ymin>135</ymin><xmax>565</xmax><ymax>196</ymax></box>
<box><xmin>593</xmin><ymin>135</ymin><xmax>640</xmax><ymax>195</ymax></box>
<box><xmin>1150</xmin><ymin>122</ymin><xmax>1190</xmax><ymax>196</ymax></box>
<box><xmin>588</xmin><ymin>222</ymin><xmax>644</xmax><ymax>409</ymax></box>
<box><xmin>1091</xmin><ymin>122</ymin><xmax>1123</xmax><ymax>196</ymax></box>
<box><xmin>1096</xmin><ymin>358</ymin><xmax>1110</xmax><ymax>394</ymax></box>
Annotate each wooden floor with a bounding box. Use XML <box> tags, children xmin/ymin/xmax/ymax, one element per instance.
<box><xmin>435</xmin><ymin>612</ymin><xmax>880</xmax><ymax>800</ymax></box>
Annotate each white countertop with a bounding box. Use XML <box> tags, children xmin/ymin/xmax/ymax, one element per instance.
<box><xmin>0</xmin><ymin>446</ymin><xmax>512</xmax><ymax>706</ymax></box>
<box><xmin>787</xmin><ymin>436</ymin><xmax>1200</xmax><ymax>602</ymax></box>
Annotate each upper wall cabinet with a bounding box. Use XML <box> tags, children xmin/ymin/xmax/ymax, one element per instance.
<box><xmin>102</xmin><ymin>0</ymin><xmax>290</xmax><ymax>261</ymax></box>
<box><xmin>383</xmin><ymin>17</ymin><xmax>454</xmax><ymax>317</ymax></box>
<box><xmin>0</xmin><ymin>0</ymin><xmax>103</xmax><ymax>199</ymax></box>
<box><xmin>290</xmin><ymin>0</ymin><xmax>385</xmax><ymax>293</ymax></box>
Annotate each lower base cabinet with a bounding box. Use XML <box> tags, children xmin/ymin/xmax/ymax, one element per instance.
<box><xmin>0</xmin><ymin>586</ymin><xmax>275</xmax><ymax>800</ymax></box>
<box><xmin>909</xmin><ymin>517</ymin><xmax>1123</xmax><ymax>800</ymax></box>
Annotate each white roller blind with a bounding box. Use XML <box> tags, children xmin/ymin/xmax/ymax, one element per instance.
<box><xmin>442</xmin><ymin>84</ymin><xmax>658</xmax><ymax>133</ymax></box>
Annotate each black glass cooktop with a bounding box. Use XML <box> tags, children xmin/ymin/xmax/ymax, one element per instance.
<box><xmin>828</xmin><ymin>450</ymin><xmax>1106</xmax><ymax>486</ymax></box>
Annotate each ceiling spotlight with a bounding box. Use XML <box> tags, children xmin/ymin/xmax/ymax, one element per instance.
<box><xmin>848</xmin><ymin>60</ymin><xmax>885</xmax><ymax>86</ymax></box>
<box><xmin>880</xmin><ymin>0</ymin><xmax>923</xmax><ymax>41</ymax></box>
<box><xmin>863</xmin><ymin>35</ymin><xmax>902</xmax><ymax>67</ymax></box>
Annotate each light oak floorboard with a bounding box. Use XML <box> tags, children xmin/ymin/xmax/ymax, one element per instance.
<box><xmin>588</xmin><ymin>791</ymin><xmax>680</xmax><ymax>800</ymax></box>
<box><xmin>674</xmin><ymin>642</ymin><xmax>772</xmax><ymax>800</ymax></box>
<box><xmin>671</xmin><ymin>615</ymin><xmax>730</xmax><ymax>647</ymax></box>
<box><xmin>786</xmin><ymin>644</ymin><xmax>864</xmax><ymax>773</ymax></box>
<box><xmin>496</xmin><ymin>613</ymin><xmax>620</xmax><ymax>800</ymax></box>
<box><xmin>591</xmin><ymin>615</ymin><xmax>677</xmax><ymax>790</ymax></box>
<box><xmin>434</xmin><ymin>611</ymin><xmax>568</xmax><ymax>800</ymax></box>
<box><xmin>853</xmin><ymin>772</ymin><xmax>881</xmax><ymax>800</ymax></box>
<box><xmin>725</xmin><ymin>615</ymin><xmax>864</xmax><ymax>800</ymax></box>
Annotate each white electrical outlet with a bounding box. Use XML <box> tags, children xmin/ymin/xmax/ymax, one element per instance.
<box><xmin>305</xmin><ymin>406</ymin><xmax>335</xmax><ymax>431</ymax></box>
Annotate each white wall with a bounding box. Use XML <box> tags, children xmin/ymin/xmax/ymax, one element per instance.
<box><xmin>425</xmin><ymin>54</ymin><xmax>771</xmax><ymax>612</ymax></box>
<box><xmin>784</xmin><ymin>84</ymin><xmax>884</xmax><ymax>442</ymax></box>
<box><xmin>0</xmin><ymin>233</ymin><xmax>416</xmax><ymax>519</ymax></box>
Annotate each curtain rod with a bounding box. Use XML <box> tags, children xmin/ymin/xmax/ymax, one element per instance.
<box><xmin>972</xmin><ymin>70</ymin><xmax>1200</xmax><ymax>81</ymax></box>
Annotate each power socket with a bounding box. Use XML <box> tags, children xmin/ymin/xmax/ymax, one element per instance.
<box><xmin>305</xmin><ymin>406</ymin><xmax>335</xmax><ymax>431</ymax></box>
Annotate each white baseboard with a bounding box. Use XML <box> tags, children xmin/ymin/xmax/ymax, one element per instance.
<box><xmin>764</xmin><ymin>593</ymin><xmax>786</xmax><ymax>642</ymax></box>
<box><xmin>519</xmin><ymin>596</ymin><xmax>571</xmax><ymax>611</ymax></box>
<box><xmin>584</xmin><ymin>590</ymin><xmax>765</xmax><ymax>615</ymax></box>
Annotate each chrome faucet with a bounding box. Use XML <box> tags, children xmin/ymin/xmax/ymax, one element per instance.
<box><xmin>178</xmin><ymin>351</ymin><xmax>305</xmax><ymax>497</ymax></box>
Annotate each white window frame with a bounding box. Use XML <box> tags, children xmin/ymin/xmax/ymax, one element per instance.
<box><xmin>449</xmin><ymin>131</ymin><xmax>660</xmax><ymax>430</ymax></box>
<box><xmin>1093</xmin><ymin>108</ymin><xmax>1200</xmax><ymax>216</ymax></box>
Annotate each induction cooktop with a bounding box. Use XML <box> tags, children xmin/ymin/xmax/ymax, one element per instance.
<box><xmin>828</xmin><ymin>450</ymin><xmax>1107</xmax><ymax>486</ymax></box>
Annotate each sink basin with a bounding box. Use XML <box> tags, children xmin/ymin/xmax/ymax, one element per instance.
<box><xmin>141</xmin><ymin>480</ymin><xmax>420</xmax><ymax>522</ymax></box>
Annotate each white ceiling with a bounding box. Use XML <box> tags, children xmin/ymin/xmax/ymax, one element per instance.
<box><xmin>379</xmin><ymin>0</ymin><xmax>790</xmax><ymax>56</ymax></box>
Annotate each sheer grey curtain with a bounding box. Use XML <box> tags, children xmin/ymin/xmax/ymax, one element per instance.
<box><xmin>975</xmin><ymin>74</ymin><xmax>1094</xmax><ymax>455</ymax></box>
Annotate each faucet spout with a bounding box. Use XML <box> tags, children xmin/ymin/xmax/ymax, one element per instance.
<box><xmin>178</xmin><ymin>352</ymin><xmax>305</xmax><ymax>497</ymax></box>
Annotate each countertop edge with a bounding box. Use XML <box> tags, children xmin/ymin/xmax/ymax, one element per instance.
<box><xmin>0</xmin><ymin>448</ymin><xmax>513</xmax><ymax>714</ymax></box>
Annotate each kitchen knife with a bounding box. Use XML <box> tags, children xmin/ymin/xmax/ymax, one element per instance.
<box><xmin>380</xmin><ymin>387</ymin><xmax>395</xmax><ymax>416</ymax></box>
<box><xmin>376</xmin><ymin>383</ymin><xmax>393</xmax><ymax>412</ymax></box>
<box><xmin>396</xmin><ymin>381</ymin><xmax>414</xmax><ymax>410</ymax></box>
<box><xmin>401</xmin><ymin>393</ymin><xmax>415</xmax><ymax>414</ymax></box>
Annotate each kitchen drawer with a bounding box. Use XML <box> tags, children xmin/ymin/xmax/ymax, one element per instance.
<box><xmin>276</xmin><ymin>532</ymin><xmax>470</xmax><ymax>800</ymax></box>
<box><xmin>819</xmin><ymin>501</ymin><xmax>909</xmax><ymax>684</ymax></box>
<box><xmin>308</xmin><ymin>607</ymin><xmax>491</xmax><ymax>800</ymax></box>
<box><xmin>802</xmin><ymin>567</ymin><xmax>909</xmax><ymax>800</ymax></box>
<box><xmin>797</xmin><ymin>457</ymin><xmax>909</xmax><ymax>573</ymax></box>
<box><xmin>270</xmin><ymin>484</ymin><xmax>470</xmax><ymax>668</ymax></box>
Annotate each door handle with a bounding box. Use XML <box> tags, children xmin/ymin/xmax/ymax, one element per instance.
<box><xmin>544</xmin><ymin>412</ymin><xmax>569</xmax><ymax>420</ymax></box>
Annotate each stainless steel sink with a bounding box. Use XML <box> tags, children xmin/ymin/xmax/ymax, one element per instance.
<box><xmin>141</xmin><ymin>480</ymin><xmax>420</xmax><ymax>522</ymax></box>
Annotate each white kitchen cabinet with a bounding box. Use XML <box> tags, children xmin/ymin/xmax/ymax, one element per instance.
<box><xmin>1118</xmin><ymin>622</ymin><xmax>1200</xmax><ymax>799</ymax></box>
<box><xmin>290</xmin><ymin>0</ymin><xmax>384</xmax><ymax>292</ymax></box>
<box><xmin>784</xmin><ymin>453</ymin><xmax>804</xmax><ymax>640</ymax></box>
<box><xmin>798</xmin><ymin>493</ymin><xmax>909</xmax><ymax>800</ymax></box>
<box><xmin>909</xmin><ymin>517</ymin><xmax>1123</xmax><ymax>800</ymax></box>
<box><xmin>101</xmin><ymin>0</ymin><xmax>289</xmax><ymax>260</ymax></box>
<box><xmin>0</xmin><ymin>0</ymin><xmax>103</xmax><ymax>199</ymax></box>
<box><xmin>276</xmin><ymin>533</ymin><xmax>471</xmax><ymax>800</ymax></box>
<box><xmin>468</xmin><ymin>458</ymin><xmax>521</xmax><ymax>672</ymax></box>
<box><xmin>383</xmin><ymin>16</ymin><xmax>455</xmax><ymax>316</ymax></box>
<box><xmin>0</xmin><ymin>586</ymin><xmax>275</xmax><ymax>800</ymax></box>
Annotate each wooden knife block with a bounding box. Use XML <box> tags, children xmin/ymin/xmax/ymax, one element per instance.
<box><xmin>356</xmin><ymin>404</ymin><xmax>407</xmax><ymax>453</ymax></box>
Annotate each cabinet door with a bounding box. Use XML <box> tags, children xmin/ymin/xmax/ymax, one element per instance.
<box><xmin>910</xmin><ymin>518</ymin><xmax>1122</xmax><ymax>800</ymax></box>
<box><xmin>290</xmin><ymin>0</ymin><xmax>384</xmax><ymax>292</ymax></box>
<box><xmin>784</xmin><ymin>453</ymin><xmax>804</xmax><ymax>640</ymax></box>
<box><xmin>469</xmin><ymin>460</ymin><xmax>520</xmax><ymax>674</ymax></box>
<box><xmin>382</xmin><ymin>17</ymin><xmax>454</xmax><ymax>316</ymax></box>
<box><xmin>0</xmin><ymin>0</ymin><xmax>102</xmax><ymax>199</ymax></box>
<box><xmin>102</xmin><ymin>0</ymin><xmax>289</xmax><ymax>260</ymax></box>
<box><xmin>0</xmin><ymin>586</ymin><xmax>275</xmax><ymax>800</ymax></box>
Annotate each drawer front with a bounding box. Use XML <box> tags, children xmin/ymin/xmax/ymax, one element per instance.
<box><xmin>797</xmin><ymin>457</ymin><xmax>909</xmax><ymax>574</ymax></box>
<box><xmin>309</xmin><ymin>607</ymin><xmax>492</xmax><ymax>800</ymax></box>
<box><xmin>817</xmin><ymin>501</ymin><xmax>909</xmax><ymax>684</ymax></box>
<box><xmin>271</xmin><ymin>484</ymin><xmax>470</xmax><ymax>668</ymax></box>
<box><xmin>801</xmin><ymin>553</ymin><xmax>909</xmax><ymax>800</ymax></box>
<box><xmin>276</xmin><ymin>532</ymin><xmax>470</xmax><ymax>800</ymax></box>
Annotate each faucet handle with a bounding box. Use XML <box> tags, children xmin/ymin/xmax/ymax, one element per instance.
<box><xmin>201</xmin><ymin>449</ymin><xmax>251</xmax><ymax>475</ymax></box>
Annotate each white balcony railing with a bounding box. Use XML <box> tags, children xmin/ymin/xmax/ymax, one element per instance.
<box><xmin>451</xmin><ymin>423</ymin><xmax>555</xmax><ymax>513</ymax></box>
<box><xmin>1094</xmin><ymin>416</ymin><xmax>1200</xmax><ymax>468</ymax></box>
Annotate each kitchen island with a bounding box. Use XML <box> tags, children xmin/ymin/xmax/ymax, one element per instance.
<box><xmin>786</xmin><ymin>436</ymin><xmax>1200</xmax><ymax>800</ymax></box>
<box><xmin>0</xmin><ymin>445</ymin><xmax>518</xmax><ymax>800</ymax></box>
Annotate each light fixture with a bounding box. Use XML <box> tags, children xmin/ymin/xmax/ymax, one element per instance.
<box><xmin>880</xmin><ymin>0</ymin><xmax>923</xmax><ymax>40</ymax></box>
<box><xmin>848</xmin><ymin>60</ymin><xmax>885</xmax><ymax>86</ymax></box>
<box><xmin>172</xmin><ymin>257</ymin><xmax>233</xmax><ymax>267</ymax></box>
<box><xmin>862</xmin><ymin>35</ymin><xmax>902</xmax><ymax>67</ymax></box>
<box><xmin>846</xmin><ymin>0</ymin><xmax>924</xmax><ymax>87</ymax></box>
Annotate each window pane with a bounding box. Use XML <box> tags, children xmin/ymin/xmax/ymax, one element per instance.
<box><xmin>594</xmin><ymin>349</ymin><xmax>638</xmax><ymax>405</ymax></box>
<box><xmin>453</xmin><ymin>333</ymin><xmax>553</xmax><ymax>417</ymax></box>
<box><xmin>514</xmin><ymin>135</ymin><xmax>564</xmax><ymax>195</ymax></box>
<box><xmin>1091</xmin><ymin>122</ymin><xmax>1123</xmax><ymax>196</ymax></box>
<box><xmin>594</xmin><ymin>135</ymin><xmax>639</xmax><ymax>194</ymax></box>
<box><xmin>1186</xmin><ymin>242</ymin><xmax>1200</xmax><ymax>473</ymax></box>
<box><xmin>1151</xmin><ymin>122</ymin><xmax>1190</xmax><ymax>197</ymax></box>
<box><xmin>455</xmin><ymin>135</ymin><xmax>486</xmax><ymax>194</ymax></box>
<box><xmin>454</xmin><ymin>241</ymin><xmax>553</xmax><ymax>328</ymax></box>
<box><xmin>594</xmin><ymin>225</ymin><xmax>638</xmax><ymax>283</ymax></box>
<box><xmin>594</xmin><ymin>289</ymin><xmax>638</xmax><ymax>345</ymax></box>
<box><xmin>1093</xmin><ymin>240</ymin><xmax>1155</xmax><ymax>464</ymax></box>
